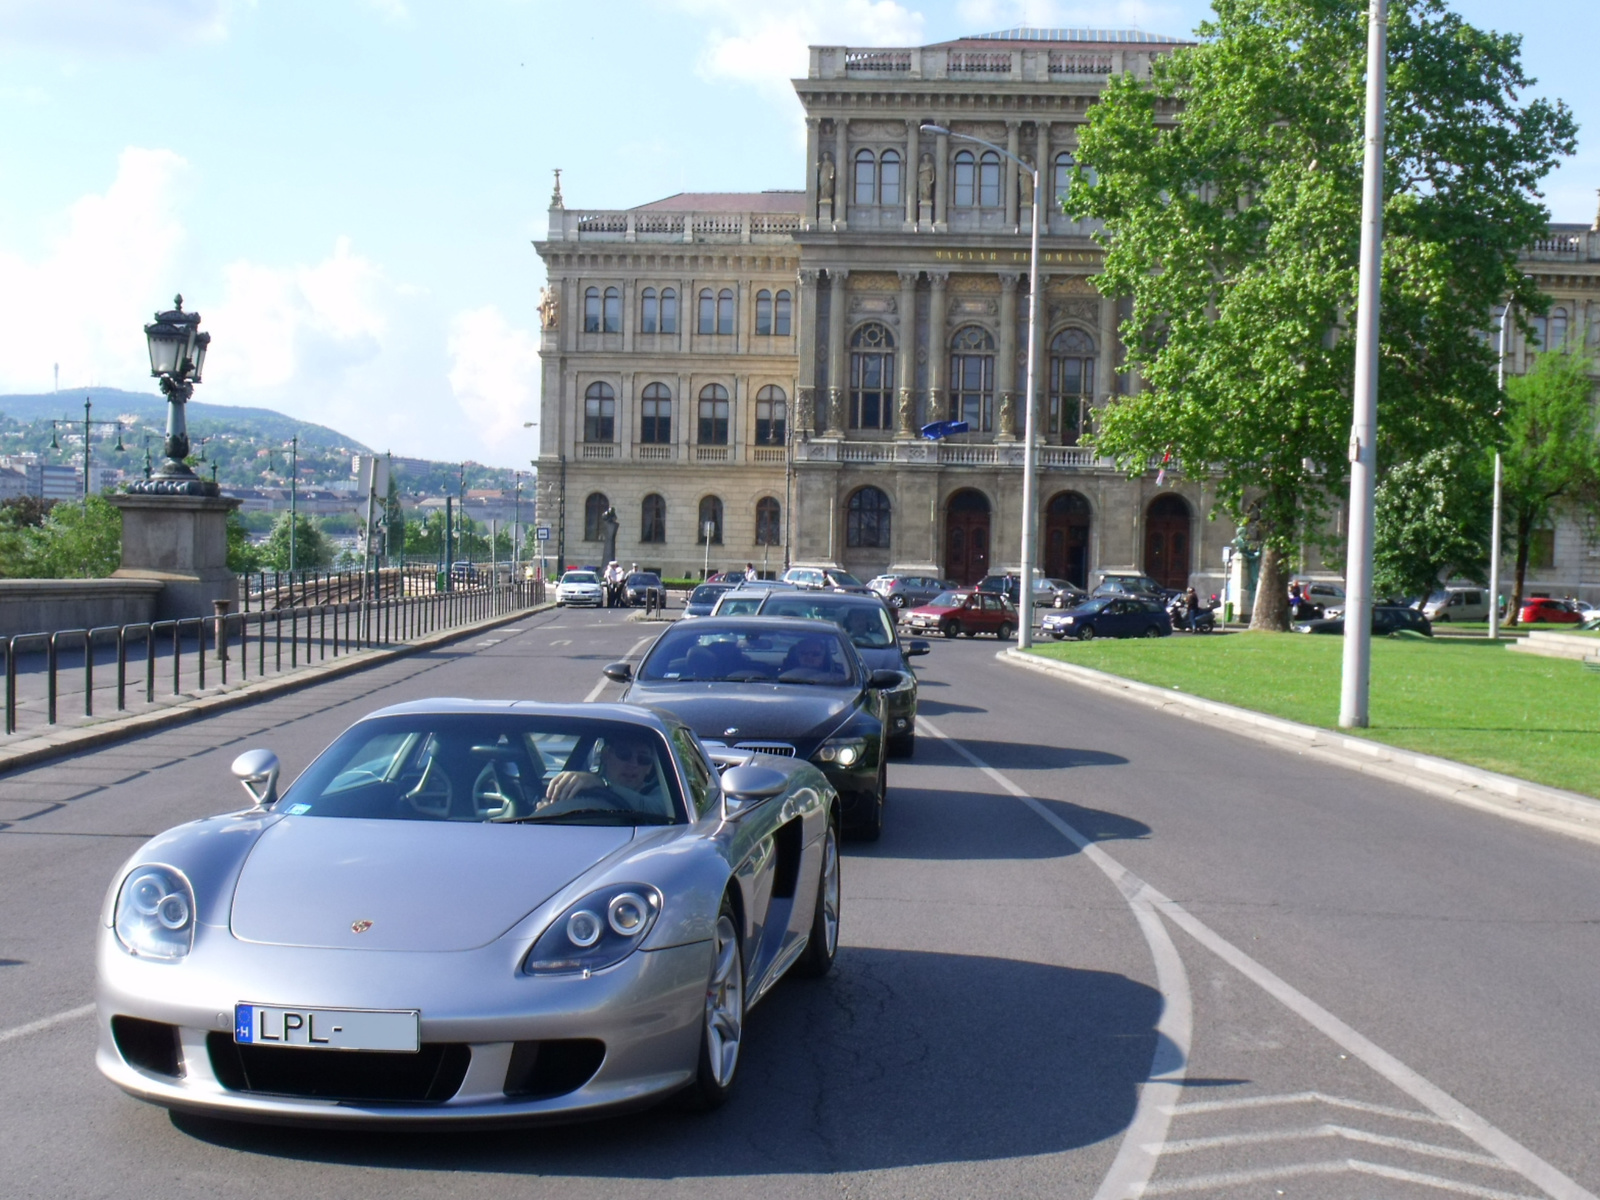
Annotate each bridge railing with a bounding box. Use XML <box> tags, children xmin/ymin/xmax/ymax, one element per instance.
<box><xmin>2</xmin><ymin>577</ymin><xmax>546</xmax><ymax>740</ymax></box>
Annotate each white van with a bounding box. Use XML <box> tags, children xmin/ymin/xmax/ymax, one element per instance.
<box><xmin>1422</xmin><ymin>587</ymin><xmax>1490</xmax><ymax>622</ymax></box>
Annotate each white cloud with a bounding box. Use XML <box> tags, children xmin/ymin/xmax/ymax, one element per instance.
<box><xmin>446</xmin><ymin>306</ymin><xmax>541</xmax><ymax>459</ymax></box>
<box><xmin>0</xmin><ymin>0</ymin><xmax>232</xmax><ymax>53</ymax></box>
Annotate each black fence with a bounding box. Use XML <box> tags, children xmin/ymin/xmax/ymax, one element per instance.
<box><xmin>2</xmin><ymin>576</ymin><xmax>545</xmax><ymax>740</ymax></box>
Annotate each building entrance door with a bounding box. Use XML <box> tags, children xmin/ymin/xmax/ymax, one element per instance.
<box><xmin>944</xmin><ymin>490</ymin><xmax>991</xmax><ymax>585</ymax></box>
<box><xmin>1144</xmin><ymin>494</ymin><xmax>1192</xmax><ymax>592</ymax></box>
<box><xmin>1044</xmin><ymin>491</ymin><xmax>1091</xmax><ymax>588</ymax></box>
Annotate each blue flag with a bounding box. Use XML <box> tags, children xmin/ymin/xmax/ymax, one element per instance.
<box><xmin>920</xmin><ymin>420</ymin><xmax>970</xmax><ymax>441</ymax></box>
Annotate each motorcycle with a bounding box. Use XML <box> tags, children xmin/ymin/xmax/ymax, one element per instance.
<box><xmin>1168</xmin><ymin>596</ymin><xmax>1216</xmax><ymax>634</ymax></box>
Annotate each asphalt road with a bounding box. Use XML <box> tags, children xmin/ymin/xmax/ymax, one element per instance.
<box><xmin>1</xmin><ymin>609</ymin><xmax>1596</xmax><ymax>1198</ymax></box>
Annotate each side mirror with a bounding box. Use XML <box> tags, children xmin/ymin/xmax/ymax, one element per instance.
<box><xmin>602</xmin><ymin>661</ymin><xmax>633</xmax><ymax>683</ymax></box>
<box><xmin>231</xmin><ymin>748</ymin><xmax>280</xmax><ymax>808</ymax></box>
<box><xmin>904</xmin><ymin>639</ymin><xmax>930</xmax><ymax>657</ymax></box>
<box><xmin>868</xmin><ymin>668</ymin><xmax>903</xmax><ymax>690</ymax></box>
<box><xmin>719</xmin><ymin>765</ymin><xmax>787</xmax><ymax>819</ymax></box>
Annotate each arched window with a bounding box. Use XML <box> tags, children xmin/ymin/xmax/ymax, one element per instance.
<box><xmin>880</xmin><ymin>149</ymin><xmax>902</xmax><ymax>206</ymax></box>
<box><xmin>847</xmin><ymin>486</ymin><xmax>891</xmax><ymax>549</ymax></box>
<box><xmin>640</xmin><ymin>382</ymin><xmax>672</xmax><ymax>444</ymax></box>
<box><xmin>850</xmin><ymin>323</ymin><xmax>896</xmax><ymax>430</ymax></box>
<box><xmin>583</xmin><ymin>381</ymin><xmax>615</xmax><ymax>443</ymax></box>
<box><xmin>755</xmin><ymin>385</ymin><xmax>787</xmax><ymax>444</ymax></box>
<box><xmin>583</xmin><ymin>287</ymin><xmax>601</xmax><ymax>333</ymax></box>
<box><xmin>697</xmin><ymin>496</ymin><xmax>723</xmax><ymax>545</ymax></box>
<box><xmin>1529</xmin><ymin>313</ymin><xmax>1548</xmax><ymax>351</ymax></box>
<box><xmin>698</xmin><ymin>383</ymin><xmax>729</xmax><ymax>444</ymax></box>
<box><xmin>1053</xmin><ymin>152</ymin><xmax>1074</xmax><ymax>204</ymax></box>
<box><xmin>698</xmin><ymin>288</ymin><xmax>715</xmax><ymax>334</ymax></box>
<box><xmin>953</xmin><ymin>150</ymin><xmax>976</xmax><ymax>208</ymax></box>
<box><xmin>1049</xmin><ymin>328</ymin><xmax>1097</xmax><ymax>445</ymax></box>
<box><xmin>978</xmin><ymin>151</ymin><xmax>1001</xmax><ymax>208</ymax></box>
<box><xmin>640</xmin><ymin>287</ymin><xmax>658</xmax><ymax>333</ymax></box>
<box><xmin>774</xmin><ymin>289</ymin><xmax>792</xmax><ymax>336</ymax></box>
<box><xmin>660</xmin><ymin>287</ymin><xmax>678</xmax><ymax>333</ymax></box>
<box><xmin>854</xmin><ymin>148</ymin><xmax>877</xmax><ymax>205</ymax></box>
<box><xmin>755</xmin><ymin>289</ymin><xmax>773</xmax><ymax>336</ymax></box>
<box><xmin>1550</xmin><ymin>307</ymin><xmax>1568</xmax><ymax>350</ymax></box>
<box><xmin>640</xmin><ymin>494</ymin><xmax>666</xmax><ymax>544</ymax></box>
<box><xmin>755</xmin><ymin>497</ymin><xmax>781</xmax><ymax>546</ymax></box>
<box><xmin>603</xmin><ymin>286</ymin><xmax>621</xmax><ymax>333</ymax></box>
<box><xmin>949</xmin><ymin>326</ymin><xmax>996</xmax><ymax>431</ymax></box>
<box><xmin>717</xmin><ymin>289</ymin><xmax>734</xmax><ymax>335</ymax></box>
<box><xmin>584</xmin><ymin>492</ymin><xmax>609</xmax><ymax>542</ymax></box>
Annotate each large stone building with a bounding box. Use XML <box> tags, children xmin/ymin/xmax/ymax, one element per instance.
<box><xmin>533</xmin><ymin>26</ymin><xmax>1600</xmax><ymax>601</ymax></box>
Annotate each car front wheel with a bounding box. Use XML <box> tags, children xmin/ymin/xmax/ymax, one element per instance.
<box><xmin>683</xmin><ymin>897</ymin><xmax>744</xmax><ymax>1110</ymax></box>
<box><xmin>851</xmin><ymin>761</ymin><xmax>886</xmax><ymax>843</ymax></box>
<box><xmin>1078</xmin><ymin>625</ymin><xmax>1097</xmax><ymax>641</ymax></box>
<box><xmin>942</xmin><ymin>620</ymin><xmax>960</xmax><ymax>639</ymax></box>
<box><xmin>889</xmin><ymin>594</ymin><xmax>905</xmax><ymax>609</ymax></box>
<box><xmin>794</xmin><ymin>818</ymin><xmax>840</xmax><ymax>978</ymax></box>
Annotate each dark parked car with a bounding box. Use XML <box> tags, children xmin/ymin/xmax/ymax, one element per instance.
<box><xmin>903</xmin><ymin>590</ymin><xmax>1019</xmax><ymax>640</ymax></box>
<box><xmin>1041</xmin><ymin>596</ymin><xmax>1172</xmax><ymax>640</ymax></box>
<box><xmin>976</xmin><ymin>574</ymin><xmax>1087</xmax><ymax>609</ymax></box>
<box><xmin>868</xmin><ymin>573</ymin><xmax>956</xmax><ymax>611</ymax></box>
<box><xmin>608</xmin><ymin>617</ymin><xmax>896</xmax><ymax>840</ymax></box>
<box><xmin>681</xmin><ymin>582</ymin><xmax>737</xmax><ymax>619</ymax></box>
<box><xmin>744</xmin><ymin>589</ymin><xmax>929</xmax><ymax>758</ymax></box>
<box><xmin>1091</xmin><ymin>572</ymin><xmax>1170</xmax><ymax>600</ymax></box>
<box><xmin>1292</xmin><ymin>606</ymin><xmax>1434</xmax><ymax>636</ymax></box>
<box><xmin>622</xmin><ymin>572</ymin><xmax>665</xmax><ymax>608</ymax></box>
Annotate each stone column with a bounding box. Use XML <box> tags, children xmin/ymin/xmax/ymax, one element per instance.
<box><xmin>1005</xmin><ymin>121</ymin><xmax>1021</xmax><ymax>230</ymax></box>
<box><xmin>934</xmin><ymin>128</ymin><xmax>950</xmax><ymax>230</ymax></box>
<box><xmin>904</xmin><ymin>119</ymin><xmax>920</xmax><ymax>229</ymax></box>
<box><xmin>896</xmin><ymin>271</ymin><xmax>919</xmax><ymax>437</ymax></box>
<box><xmin>804</xmin><ymin>118</ymin><xmax>821</xmax><ymax>227</ymax></box>
<box><xmin>997</xmin><ymin>273</ymin><xmax>1020</xmax><ymax>440</ymax></box>
<box><xmin>834</xmin><ymin>118</ymin><xmax>850</xmax><ymax>231</ymax></box>
<box><xmin>825</xmin><ymin>268</ymin><xmax>849</xmax><ymax>435</ymax></box>
<box><xmin>796</xmin><ymin>269</ymin><xmax>821</xmax><ymax>436</ymax></box>
<box><xmin>927</xmin><ymin>271</ymin><xmax>949</xmax><ymax>421</ymax></box>
<box><xmin>109</xmin><ymin>493</ymin><xmax>243</xmax><ymax>621</ymax></box>
<box><xmin>1039</xmin><ymin>121</ymin><xmax>1054</xmax><ymax>226</ymax></box>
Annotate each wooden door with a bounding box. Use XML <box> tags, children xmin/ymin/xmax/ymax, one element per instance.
<box><xmin>1143</xmin><ymin>496</ymin><xmax>1191</xmax><ymax>592</ymax></box>
<box><xmin>944</xmin><ymin>497</ymin><xmax>991</xmax><ymax>586</ymax></box>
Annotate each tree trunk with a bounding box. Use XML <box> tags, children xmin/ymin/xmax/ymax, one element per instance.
<box><xmin>1250</xmin><ymin>545</ymin><xmax>1290</xmax><ymax>631</ymax></box>
<box><xmin>1508</xmin><ymin>511</ymin><xmax>1533</xmax><ymax>627</ymax></box>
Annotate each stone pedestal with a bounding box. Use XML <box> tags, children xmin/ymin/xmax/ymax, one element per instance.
<box><xmin>109</xmin><ymin>493</ymin><xmax>242</xmax><ymax>621</ymax></box>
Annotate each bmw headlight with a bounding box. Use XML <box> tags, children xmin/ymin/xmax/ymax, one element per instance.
<box><xmin>813</xmin><ymin>737</ymin><xmax>868</xmax><ymax>768</ymax></box>
<box><xmin>523</xmin><ymin>884</ymin><xmax>663</xmax><ymax>975</ymax></box>
<box><xmin>114</xmin><ymin>865</ymin><xmax>195</xmax><ymax>960</ymax></box>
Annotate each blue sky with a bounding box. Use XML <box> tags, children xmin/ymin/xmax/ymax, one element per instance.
<box><xmin>0</xmin><ymin>0</ymin><xmax>1593</xmax><ymax>468</ymax></box>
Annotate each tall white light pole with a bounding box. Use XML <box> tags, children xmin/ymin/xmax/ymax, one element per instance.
<box><xmin>1339</xmin><ymin>0</ymin><xmax>1387</xmax><ymax>729</ymax></box>
<box><xmin>1490</xmin><ymin>303</ymin><xmax>1509</xmax><ymax>639</ymax></box>
<box><xmin>921</xmin><ymin>124</ymin><xmax>1044</xmax><ymax>646</ymax></box>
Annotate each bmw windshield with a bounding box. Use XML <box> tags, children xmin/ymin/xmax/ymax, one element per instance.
<box><xmin>640</xmin><ymin>626</ymin><xmax>855</xmax><ymax>686</ymax></box>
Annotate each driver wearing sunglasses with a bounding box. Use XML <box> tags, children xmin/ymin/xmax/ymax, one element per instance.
<box><xmin>541</xmin><ymin>728</ymin><xmax>665</xmax><ymax>813</ymax></box>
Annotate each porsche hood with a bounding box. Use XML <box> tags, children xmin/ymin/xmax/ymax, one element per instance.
<box><xmin>229</xmin><ymin>818</ymin><xmax>633</xmax><ymax>952</ymax></box>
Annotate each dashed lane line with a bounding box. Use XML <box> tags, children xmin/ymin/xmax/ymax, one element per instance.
<box><xmin>0</xmin><ymin>1003</ymin><xmax>95</xmax><ymax>1047</ymax></box>
<box><xmin>582</xmin><ymin>634</ymin><xmax>653</xmax><ymax>703</ymax></box>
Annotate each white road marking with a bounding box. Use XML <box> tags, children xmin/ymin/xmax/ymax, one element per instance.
<box><xmin>501</xmin><ymin>629</ymin><xmax>524</xmax><ymax>634</ymax></box>
<box><xmin>0</xmin><ymin>1003</ymin><xmax>95</xmax><ymax>1047</ymax></box>
<box><xmin>1158</xmin><ymin>1123</ymin><xmax>1508</xmax><ymax>1169</ymax></box>
<box><xmin>582</xmin><ymin>634</ymin><xmax>653</xmax><ymax>703</ymax></box>
<box><xmin>916</xmin><ymin>714</ymin><xmax>1598</xmax><ymax>1200</ymax></box>
<box><xmin>474</xmin><ymin>639</ymin><xmax>502</xmax><ymax>648</ymax></box>
<box><xmin>1142</xmin><ymin>1159</ymin><xmax>1542</xmax><ymax>1199</ymax></box>
<box><xmin>1168</xmin><ymin>1090</ymin><xmax>1448</xmax><ymax>1124</ymax></box>
<box><xmin>551</xmin><ymin>639</ymin><xmax>572</xmax><ymax>647</ymax></box>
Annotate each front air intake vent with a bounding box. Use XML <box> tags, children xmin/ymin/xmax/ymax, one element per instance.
<box><xmin>504</xmin><ymin>1039</ymin><xmax>606</xmax><ymax>1098</ymax></box>
<box><xmin>206</xmin><ymin>1034</ymin><xmax>469</xmax><ymax>1103</ymax></box>
<box><xmin>112</xmin><ymin>1016</ymin><xmax>182</xmax><ymax>1078</ymax></box>
<box><xmin>734</xmin><ymin>741</ymin><xmax>796</xmax><ymax>757</ymax></box>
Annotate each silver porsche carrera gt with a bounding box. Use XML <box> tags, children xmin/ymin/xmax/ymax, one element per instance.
<box><xmin>95</xmin><ymin>699</ymin><xmax>841</xmax><ymax>1125</ymax></box>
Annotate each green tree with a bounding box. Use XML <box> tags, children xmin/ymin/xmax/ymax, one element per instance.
<box><xmin>14</xmin><ymin>495</ymin><xmax>122</xmax><ymax>578</ymax></box>
<box><xmin>384</xmin><ymin>471</ymin><xmax>405</xmax><ymax>562</ymax></box>
<box><xmin>1500</xmin><ymin>349</ymin><xmax>1600</xmax><ymax>623</ymax></box>
<box><xmin>1372</xmin><ymin>446</ymin><xmax>1490</xmax><ymax>601</ymax></box>
<box><xmin>258</xmin><ymin>512</ymin><xmax>335</xmax><ymax>570</ymax></box>
<box><xmin>1070</xmin><ymin>0</ymin><xmax>1575</xmax><ymax>629</ymax></box>
<box><xmin>405</xmin><ymin>509</ymin><xmax>448</xmax><ymax>559</ymax></box>
<box><xmin>226</xmin><ymin>511</ymin><xmax>263</xmax><ymax>573</ymax></box>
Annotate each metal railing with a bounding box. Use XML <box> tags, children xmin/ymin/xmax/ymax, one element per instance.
<box><xmin>2</xmin><ymin>576</ymin><xmax>545</xmax><ymax>740</ymax></box>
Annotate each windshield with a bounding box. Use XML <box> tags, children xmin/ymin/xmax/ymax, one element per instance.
<box><xmin>930</xmin><ymin>591</ymin><xmax>969</xmax><ymax>607</ymax></box>
<box><xmin>827</xmin><ymin>571</ymin><xmax>864</xmax><ymax>587</ymax></box>
<box><xmin>562</xmin><ymin>572</ymin><xmax>598</xmax><ymax>584</ymax></box>
<box><xmin>628</xmin><ymin>574</ymin><xmax>661</xmax><ymax>586</ymax></box>
<box><xmin>280</xmin><ymin>714</ymin><xmax>684</xmax><ymax>826</ymax></box>
<box><xmin>688</xmin><ymin>585</ymin><xmax>730</xmax><ymax>604</ymax></box>
<box><xmin>760</xmin><ymin>597</ymin><xmax>897</xmax><ymax>648</ymax></box>
<box><xmin>640</xmin><ymin>626</ymin><xmax>853</xmax><ymax>686</ymax></box>
<box><xmin>1426</xmin><ymin>590</ymin><xmax>1450</xmax><ymax>604</ymax></box>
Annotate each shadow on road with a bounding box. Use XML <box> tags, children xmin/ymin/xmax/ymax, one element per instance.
<box><xmin>915</xmin><ymin>698</ymin><xmax>988</xmax><ymax>717</ymax></box>
<box><xmin>172</xmin><ymin>947</ymin><xmax>1161</xmax><ymax>1176</ymax></box>
<box><xmin>936</xmin><ymin>738</ymin><xmax>1129</xmax><ymax>772</ymax></box>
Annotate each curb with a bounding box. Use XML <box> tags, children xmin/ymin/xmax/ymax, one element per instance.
<box><xmin>0</xmin><ymin>603</ymin><xmax>557</xmax><ymax>777</ymax></box>
<box><xmin>998</xmin><ymin>647</ymin><xmax>1600</xmax><ymax>847</ymax></box>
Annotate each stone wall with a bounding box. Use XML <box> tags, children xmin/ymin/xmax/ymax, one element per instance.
<box><xmin>0</xmin><ymin>579</ymin><xmax>165</xmax><ymax>638</ymax></box>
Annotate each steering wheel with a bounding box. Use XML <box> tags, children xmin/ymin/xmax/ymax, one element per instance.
<box><xmin>402</xmin><ymin>755</ymin><xmax>452</xmax><ymax>817</ymax></box>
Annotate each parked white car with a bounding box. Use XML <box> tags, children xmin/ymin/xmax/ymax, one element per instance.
<box><xmin>1422</xmin><ymin>586</ymin><xmax>1492</xmax><ymax>622</ymax></box>
<box><xmin>556</xmin><ymin>570</ymin><xmax>604</xmax><ymax>607</ymax></box>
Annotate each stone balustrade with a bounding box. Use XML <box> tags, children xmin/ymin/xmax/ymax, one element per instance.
<box><xmin>547</xmin><ymin>208</ymin><xmax>803</xmax><ymax>245</ymax></box>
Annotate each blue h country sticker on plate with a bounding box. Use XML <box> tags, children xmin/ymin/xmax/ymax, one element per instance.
<box><xmin>234</xmin><ymin>1004</ymin><xmax>254</xmax><ymax>1043</ymax></box>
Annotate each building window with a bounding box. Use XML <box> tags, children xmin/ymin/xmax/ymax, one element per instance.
<box><xmin>1550</xmin><ymin>306</ymin><xmax>1568</xmax><ymax>350</ymax></box>
<box><xmin>698</xmin><ymin>496</ymin><xmax>723</xmax><ymax>545</ymax></box>
<box><xmin>640</xmin><ymin>382</ymin><xmax>672</xmax><ymax>444</ymax></box>
<box><xmin>774</xmin><ymin>289</ymin><xmax>792</xmax><ymax>335</ymax></box>
<box><xmin>1048</xmin><ymin>328</ymin><xmax>1096</xmax><ymax>444</ymax></box>
<box><xmin>698</xmin><ymin>383</ymin><xmax>729</xmax><ymax>444</ymax></box>
<box><xmin>583</xmin><ymin>287</ymin><xmax>601</xmax><ymax>333</ymax></box>
<box><xmin>641</xmin><ymin>288</ymin><xmax>658</xmax><ymax>333</ymax></box>
<box><xmin>949</xmin><ymin>326</ymin><xmax>996</xmax><ymax>431</ymax></box>
<box><xmin>1531</xmin><ymin>526</ymin><xmax>1556</xmax><ymax>570</ymax></box>
<box><xmin>953</xmin><ymin>150</ymin><xmax>976</xmax><ymax>208</ymax></box>
<box><xmin>717</xmin><ymin>289</ymin><xmax>734</xmax><ymax>335</ymax></box>
<box><xmin>880</xmin><ymin>150</ymin><xmax>901</xmax><ymax>206</ymax></box>
<box><xmin>603</xmin><ymin>287</ymin><xmax>621</xmax><ymax>333</ymax></box>
<box><xmin>1054</xmin><ymin>152</ymin><xmax>1074</xmax><ymax>204</ymax></box>
<box><xmin>755</xmin><ymin>385</ymin><xmax>787</xmax><ymax>444</ymax></box>
<box><xmin>854</xmin><ymin>148</ymin><xmax>876</xmax><ymax>205</ymax></box>
<box><xmin>850</xmin><ymin>323</ymin><xmax>895</xmax><ymax>430</ymax></box>
<box><xmin>584</xmin><ymin>492</ymin><xmax>609</xmax><ymax>542</ymax></box>
<box><xmin>755</xmin><ymin>289</ymin><xmax>773</xmax><ymax>335</ymax></box>
<box><xmin>979</xmin><ymin>151</ymin><xmax>1001</xmax><ymax>208</ymax></box>
<box><xmin>640</xmin><ymin>494</ymin><xmax>666</xmax><ymax>543</ymax></box>
<box><xmin>698</xmin><ymin>289</ymin><xmax>715</xmax><ymax>334</ymax></box>
<box><xmin>846</xmin><ymin>486</ymin><xmax>891</xmax><ymax>549</ymax></box>
<box><xmin>583</xmin><ymin>381</ymin><xmax>615</xmax><ymax>443</ymax></box>
<box><xmin>660</xmin><ymin>287</ymin><xmax>677</xmax><ymax>333</ymax></box>
<box><xmin>755</xmin><ymin>497</ymin><xmax>781</xmax><ymax>546</ymax></box>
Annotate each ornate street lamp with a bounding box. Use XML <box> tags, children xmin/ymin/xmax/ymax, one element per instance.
<box><xmin>129</xmin><ymin>294</ymin><xmax>218</xmax><ymax>496</ymax></box>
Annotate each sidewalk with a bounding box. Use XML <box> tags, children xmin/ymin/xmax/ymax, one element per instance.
<box><xmin>0</xmin><ymin>602</ymin><xmax>555</xmax><ymax>776</ymax></box>
<box><xmin>1000</xmin><ymin>646</ymin><xmax>1600</xmax><ymax>848</ymax></box>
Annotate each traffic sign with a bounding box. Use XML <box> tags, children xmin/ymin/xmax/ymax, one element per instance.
<box><xmin>535</xmin><ymin>526</ymin><xmax>551</xmax><ymax>541</ymax></box>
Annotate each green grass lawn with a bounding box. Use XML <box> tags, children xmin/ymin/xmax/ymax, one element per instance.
<box><xmin>1027</xmin><ymin>633</ymin><xmax>1600</xmax><ymax>798</ymax></box>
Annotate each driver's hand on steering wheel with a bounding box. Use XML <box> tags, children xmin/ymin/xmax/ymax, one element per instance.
<box><xmin>540</xmin><ymin>770</ymin><xmax>607</xmax><ymax>808</ymax></box>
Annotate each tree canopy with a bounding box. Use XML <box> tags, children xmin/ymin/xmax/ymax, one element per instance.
<box><xmin>1372</xmin><ymin>445</ymin><xmax>1490</xmax><ymax>600</ymax></box>
<box><xmin>1070</xmin><ymin>0</ymin><xmax>1576</xmax><ymax>627</ymax></box>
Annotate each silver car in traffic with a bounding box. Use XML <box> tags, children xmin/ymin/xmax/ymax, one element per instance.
<box><xmin>95</xmin><ymin>700</ymin><xmax>841</xmax><ymax>1125</ymax></box>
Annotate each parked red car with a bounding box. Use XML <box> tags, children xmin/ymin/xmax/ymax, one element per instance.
<box><xmin>902</xmin><ymin>589</ymin><xmax>1018</xmax><ymax>640</ymax></box>
<box><xmin>1518</xmin><ymin>597</ymin><xmax>1582</xmax><ymax>624</ymax></box>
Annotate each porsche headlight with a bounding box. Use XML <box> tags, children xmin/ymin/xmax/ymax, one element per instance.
<box><xmin>813</xmin><ymin>737</ymin><xmax>868</xmax><ymax>768</ymax></box>
<box><xmin>523</xmin><ymin>884</ymin><xmax>663</xmax><ymax>975</ymax></box>
<box><xmin>114</xmin><ymin>864</ymin><xmax>195</xmax><ymax>960</ymax></box>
